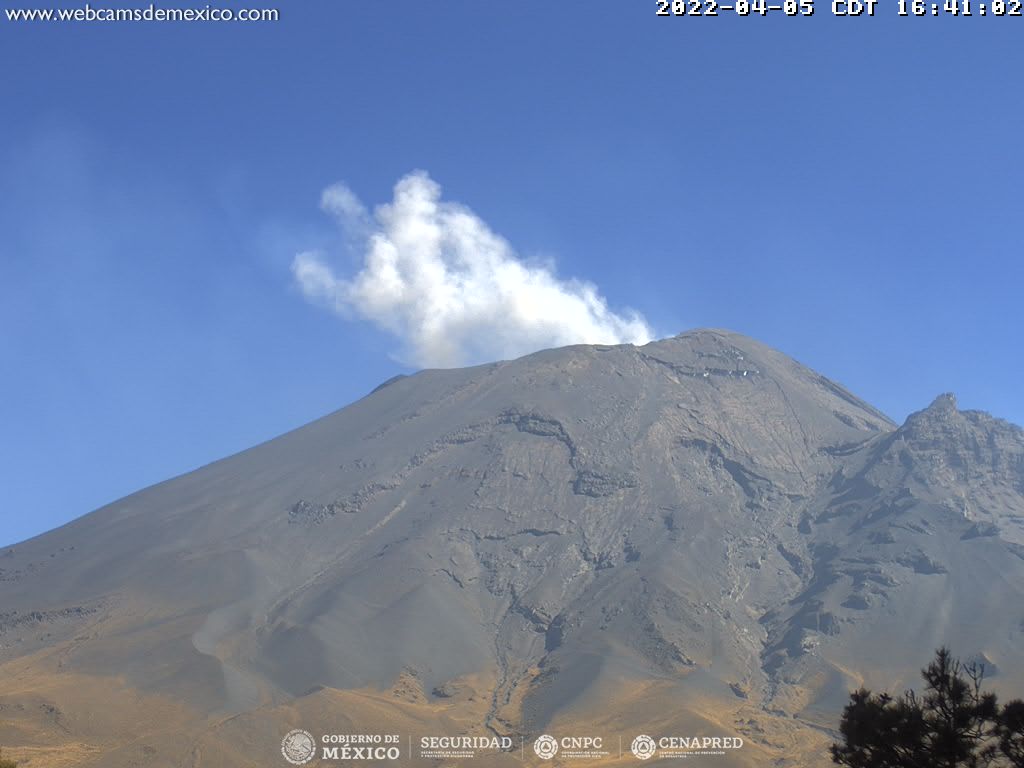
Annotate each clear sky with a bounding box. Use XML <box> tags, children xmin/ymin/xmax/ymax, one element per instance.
<box><xmin>1</xmin><ymin>2</ymin><xmax>1021</xmax><ymax>547</ymax></box>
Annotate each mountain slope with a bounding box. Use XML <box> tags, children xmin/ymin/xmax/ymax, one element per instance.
<box><xmin>1</xmin><ymin>329</ymin><xmax>1021</xmax><ymax>768</ymax></box>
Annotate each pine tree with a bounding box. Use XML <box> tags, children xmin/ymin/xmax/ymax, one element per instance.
<box><xmin>831</xmin><ymin>647</ymin><xmax>1015</xmax><ymax>768</ymax></box>
<box><xmin>998</xmin><ymin>700</ymin><xmax>1024</xmax><ymax>768</ymax></box>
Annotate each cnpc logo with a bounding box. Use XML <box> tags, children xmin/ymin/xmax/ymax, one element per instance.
<box><xmin>533</xmin><ymin>734</ymin><xmax>604</xmax><ymax>760</ymax></box>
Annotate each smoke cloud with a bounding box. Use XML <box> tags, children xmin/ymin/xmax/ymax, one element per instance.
<box><xmin>292</xmin><ymin>171</ymin><xmax>653</xmax><ymax>368</ymax></box>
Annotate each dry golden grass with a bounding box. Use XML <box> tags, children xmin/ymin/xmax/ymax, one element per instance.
<box><xmin>0</xmin><ymin>639</ymin><xmax>833</xmax><ymax>767</ymax></box>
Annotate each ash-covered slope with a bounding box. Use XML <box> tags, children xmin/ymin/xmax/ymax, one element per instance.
<box><xmin>1</xmin><ymin>329</ymin><xmax>1022</xmax><ymax>767</ymax></box>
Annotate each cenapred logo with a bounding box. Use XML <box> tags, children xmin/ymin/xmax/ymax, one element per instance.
<box><xmin>534</xmin><ymin>734</ymin><xmax>559</xmax><ymax>760</ymax></box>
<box><xmin>631</xmin><ymin>734</ymin><xmax>657</xmax><ymax>760</ymax></box>
<box><xmin>281</xmin><ymin>729</ymin><xmax>316</xmax><ymax>765</ymax></box>
<box><xmin>629</xmin><ymin>733</ymin><xmax>744</xmax><ymax>760</ymax></box>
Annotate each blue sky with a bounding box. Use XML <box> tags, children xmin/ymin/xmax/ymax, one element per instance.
<box><xmin>1</xmin><ymin>2</ymin><xmax>1021</xmax><ymax>547</ymax></box>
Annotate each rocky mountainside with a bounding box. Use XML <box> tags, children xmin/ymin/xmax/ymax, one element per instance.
<box><xmin>1</xmin><ymin>329</ymin><xmax>1022</xmax><ymax>768</ymax></box>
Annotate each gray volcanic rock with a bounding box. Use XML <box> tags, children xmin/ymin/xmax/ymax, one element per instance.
<box><xmin>1</xmin><ymin>329</ymin><xmax>1022</xmax><ymax>766</ymax></box>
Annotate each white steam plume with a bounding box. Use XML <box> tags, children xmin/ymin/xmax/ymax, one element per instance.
<box><xmin>292</xmin><ymin>171</ymin><xmax>653</xmax><ymax>368</ymax></box>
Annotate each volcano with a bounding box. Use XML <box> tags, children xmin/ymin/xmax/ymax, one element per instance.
<box><xmin>2</xmin><ymin>329</ymin><xmax>1022</xmax><ymax>767</ymax></box>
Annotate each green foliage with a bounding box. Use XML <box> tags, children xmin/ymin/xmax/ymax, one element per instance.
<box><xmin>832</xmin><ymin>648</ymin><xmax>1024</xmax><ymax>768</ymax></box>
